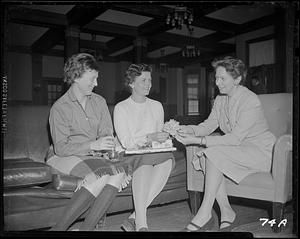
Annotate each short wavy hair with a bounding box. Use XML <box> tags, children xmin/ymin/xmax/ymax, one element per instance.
<box><xmin>63</xmin><ymin>53</ymin><xmax>100</xmax><ymax>85</ymax></box>
<box><xmin>124</xmin><ymin>63</ymin><xmax>152</xmax><ymax>91</ymax></box>
<box><xmin>211</xmin><ymin>56</ymin><xmax>247</xmax><ymax>85</ymax></box>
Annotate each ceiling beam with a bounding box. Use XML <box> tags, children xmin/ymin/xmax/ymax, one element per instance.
<box><xmin>105</xmin><ymin>38</ymin><xmax>133</xmax><ymax>56</ymax></box>
<box><xmin>109</xmin><ymin>4</ymin><xmax>170</xmax><ymax>18</ymax></box>
<box><xmin>66</xmin><ymin>4</ymin><xmax>109</xmax><ymax>26</ymax></box>
<box><xmin>138</xmin><ymin>18</ymin><xmax>174</xmax><ymax>36</ymax></box>
<box><xmin>147</xmin><ymin>41</ymin><xmax>169</xmax><ymax>53</ymax></box>
<box><xmin>192</xmin><ymin>16</ymin><xmax>237</xmax><ymax>34</ymax></box>
<box><xmin>80</xmin><ymin>39</ymin><xmax>107</xmax><ymax>50</ymax></box>
<box><xmin>31</xmin><ymin>4</ymin><xmax>109</xmax><ymax>54</ymax></box>
<box><xmin>31</xmin><ymin>28</ymin><xmax>65</xmax><ymax>53</ymax></box>
<box><xmin>149</xmin><ymin>32</ymin><xmax>230</xmax><ymax>52</ymax></box>
<box><xmin>236</xmin><ymin>12</ymin><xmax>280</xmax><ymax>34</ymax></box>
<box><xmin>196</xmin><ymin>32</ymin><xmax>234</xmax><ymax>46</ymax></box>
<box><xmin>114</xmin><ymin>50</ymin><xmax>134</xmax><ymax>62</ymax></box>
<box><xmin>7</xmin><ymin>6</ymin><xmax>67</xmax><ymax>29</ymax></box>
<box><xmin>111</xmin><ymin>40</ymin><xmax>169</xmax><ymax>59</ymax></box>
<box><xmin>8</xmin><ymin>6</ymin><xmax>138</xmax><ymax>38</ymax></box>
<box><xmin>114</xmin><ymin>41</ymin><xmax>234</xmax><ymax>64</ymax></box>
<box><xmin>147</xmin><ymin>11</ymin><xmax>278</xmax><ymax>57</ymax></box>
<box><xmin>84</xmin><ymin>20</ymin><xmax>138</xmax><ymax>37</ymax></box>
<box><xmin>111</xmin><ymin>4</ymin><xmax>238</xmax><ymax>34</ymax></box>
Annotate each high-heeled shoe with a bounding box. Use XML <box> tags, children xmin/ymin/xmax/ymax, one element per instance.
<box><xmin>218</xmin><ymin>214</ymin><xmax>238</xmax><ymax>232</ymax></box>
<box><xmin>137</xmin><ymin>227</ymin><xmax>148</xmax><ymax>232</ymax></box>
<box><xmin>182</xmin><ymin>215</ymin><xmax>215</xmax><ymax>232</ymax></box>
<box><xmin>121</xmin><ymin>218</ymin><xmax>135</xmax><ymax>232</ymax></box>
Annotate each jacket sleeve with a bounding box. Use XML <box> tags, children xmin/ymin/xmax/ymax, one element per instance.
<box><xmin>190</xmin><ymin>97</ymin><xmax>220</xmax><ymax>136</ymax></box>
<box><xmin>206</xmin><ymin>96</ymin><xmax>261</xmax><ymax>146</ymax></box>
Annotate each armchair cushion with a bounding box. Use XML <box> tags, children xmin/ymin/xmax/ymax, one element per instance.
<box><xmin>259</xmin><ymin>93</ymin><xmax>292</xmax><ymax>137</ymax></box>
<box><xmin>238</xmin><ymin>172</ymin><xmax>274</xmax><ymax>189</ymax></box>
<box><xmin>4</xmin><ymin>158</ymin><xmax>52</xmax><ymax>188</ymax></box>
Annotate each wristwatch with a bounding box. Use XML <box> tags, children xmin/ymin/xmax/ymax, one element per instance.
<box><xmin>201</xmin><ymin>136</ymin><xmax>207</xmax><ymax>147</ymax></box>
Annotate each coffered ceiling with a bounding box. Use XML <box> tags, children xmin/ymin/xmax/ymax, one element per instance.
<box><xmin>4</xmin><ymin>2</ymin><xmax>283</xmax><ymax>67</ymax></box>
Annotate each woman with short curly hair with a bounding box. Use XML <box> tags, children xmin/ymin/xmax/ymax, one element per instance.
<box><xmin>47</xmin><ymin>53</ymin><xmax>130</xmax><ymax>231</ymax></box>
<box><xmin>176</xmin><ymin>56</ymin><xmax>276</xmax><ymax>232</ymax></box>
<box><xmin>63</xmin><ymin>53</ymin><xmax>100</xmax><ymax>85</ymax></box>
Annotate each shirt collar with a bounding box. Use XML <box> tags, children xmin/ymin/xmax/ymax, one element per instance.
<box><xmin>67</xmin><ymin>86</ymin><xmax>77</xmax><ymax>102</ymax></box>
<box><xmin>67</xmin><ymin>86</ymin><xmax>92</xmax><ymax>102</ymax></box>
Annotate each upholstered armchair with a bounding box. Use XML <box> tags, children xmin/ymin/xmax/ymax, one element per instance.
<box><xmin>186</xmin><ymin>93</ymin><xmax>293</xmax><ymax>233</ymax></box>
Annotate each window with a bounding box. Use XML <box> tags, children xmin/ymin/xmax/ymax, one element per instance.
<box><xmin>186</xmin><ymin>74</ymin><xmax>199</xmax><ymax>115</ymax></box>
<box><xmin>47</xmin><ymin>82</ymin><xmax>62</xmax><ymax>105</ymax></box>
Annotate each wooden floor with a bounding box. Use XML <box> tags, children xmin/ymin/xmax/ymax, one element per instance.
<box><xmin>69</xmin><ymin>198</ymin><xmax>297</xmax><ymax>237</ymax></box>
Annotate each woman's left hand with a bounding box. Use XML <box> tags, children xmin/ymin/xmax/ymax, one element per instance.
<box><xmin>175</xmin><ymin>134</ymin><xmax>201</xmax><ymax>145</ymax></box>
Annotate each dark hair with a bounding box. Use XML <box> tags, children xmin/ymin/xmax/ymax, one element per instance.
<box><xmin>124</xmin><ymin>63</ymin><xmax>152</xmax><ymax>91</ymax></box>
<box><xmin>63</xmin><ymin>53</ymin><xmax>100</xmax><ymax>85</ymax></box>
<box><xmin>211</xmin><ymin>56</ymin><xmax>247</xmax><ymax>85</ymax></box>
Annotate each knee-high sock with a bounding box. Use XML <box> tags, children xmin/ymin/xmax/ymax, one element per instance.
<box><xmin>50</xmin><ymin>187</ymin><xmax>95</xmax><ymax>231</ymax></box>
<box><xmin>79</xmin><ymin>184</ymin><xmax>118</xmax><ymax>231</ymax></box>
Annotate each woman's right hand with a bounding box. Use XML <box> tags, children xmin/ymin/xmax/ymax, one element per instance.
<box><xmin>177</xmin><ymin>125</ymin><xmax>194</xmax><ymax>137</ymax></box>
<box><xmin>147</xmin><ymin>132</ymin><xmax>170</xmax><ymax>143</ymax></box>
<box><xmin>90</xmin><ymin>136</ymin><xmax>115</xmax><ymax>151</ymax></box>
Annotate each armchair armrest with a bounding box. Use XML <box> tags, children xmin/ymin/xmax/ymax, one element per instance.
<box><xmin>186</xmin><ymin>145</ymin><xmax>204</xmax><ymax>191</ymax></box>
<box><xmin>272</xmin><ymin>134</ymin><xmax>293</xmax><ymax>203</ymax></box>
<box><xmin>186</xmin><ymin>132</ymin><xmax>221</xmax><ymax>192</ymax></box>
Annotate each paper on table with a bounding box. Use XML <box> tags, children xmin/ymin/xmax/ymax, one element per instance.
<box><xmin>125</xmin><ymin>147</ymin><xmax>177</xmax><ymax>155</ymax></box>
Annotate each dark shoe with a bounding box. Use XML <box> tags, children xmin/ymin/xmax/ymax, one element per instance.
<box><xmin>182</xmin><ymin>216</ymin><xmax>215</xmax><ymax>232</ymax></box>
<box><xmin>218</xmin><ymin>214</ymin><xmax>237</xmax><ymax>232</ymax></box>
<box><xmin>121</xmin><ymin>218</ymin><xmax>135</xmax><ymax>232</ymax></box>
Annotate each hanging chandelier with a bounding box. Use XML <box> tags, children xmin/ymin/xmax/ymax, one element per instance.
<box><xmin>182</xmin><ymin>28</ymin><xmax>201</xmax><ymax>58</ymax></box>
<box><xmin>166</xmin><ymin>6</ymin><xmax>193</xmax><ymax>31</ymax></box>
